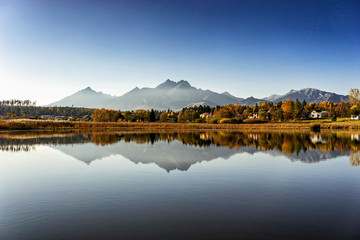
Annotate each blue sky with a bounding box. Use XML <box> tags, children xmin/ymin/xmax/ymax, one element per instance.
<box><xmin>0</xmin><ymin>0</ymin><xmax>359</xmax><ymax>104</ymax></box>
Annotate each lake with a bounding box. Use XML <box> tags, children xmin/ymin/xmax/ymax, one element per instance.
<box><xmin>0</xmin><ymin>130</ymin><xmax>359</xmax><ymax>240</ymax></box>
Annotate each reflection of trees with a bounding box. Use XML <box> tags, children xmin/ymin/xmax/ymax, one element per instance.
<box><xmin>206</xmin><ymin>132</ymin><xmax>359</xmax><ymax>155</ymax></box>
<box><xmin>0</xmin><ymin>144</ymin><xmax>35</xmax><ymax>152</ymax></box>
<box><xmin>350</xmin><ymin>150</ymin><xmax>360</xmax><ymax>166</ymax></box>
<box><xmin>0</xmin><ymin>134</ymin><xmax>93</xmax><ymax>152</ymax></box>
<box><xmin>350</xmin><ymin>143</ymin><xmax>360</xmax><ymax>167</ymax></box>
<box><xmin>91</xmin><ymin>134</ymin><xmax>119</xmax><ymax>146</ymax></box>
<box><xmin>1</xmin><ymin>131</ymin><xmax>360</xmax><ymax>166</ymax></box>
<box><xmin>1</xmin><ymin>132</ymin><xmax>360</xmax><ymax>154</ymax></box>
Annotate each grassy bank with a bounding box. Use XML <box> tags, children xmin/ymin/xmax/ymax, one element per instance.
<box><xmin>1</xmin><ymin>119</ymin><xmax>360</xmax><ymax>131</ymax></box>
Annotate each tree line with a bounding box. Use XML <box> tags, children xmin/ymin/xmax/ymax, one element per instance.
<box><xmin>91</xmin><ymin>100</ymin><xmax>357</xmax><ymax>123</ymax></box>
<box><xmin>0</xmin><ymin>104</ymin><xmax>94</xmax><ymax>119</ymax></box>
<box><xmin>0</xmin><ymin>99</ymin><xmax>37</xmax><ymax>107</ymax></box>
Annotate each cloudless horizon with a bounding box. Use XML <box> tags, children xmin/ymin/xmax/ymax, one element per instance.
<box><xmin>1</xmin><ymin>0</ymin><xmax>359</xmax><ymax>105</ymax></box>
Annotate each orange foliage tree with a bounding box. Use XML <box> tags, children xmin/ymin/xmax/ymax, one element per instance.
<box><xmin>281</xmin><ymin>99</ymin><xmax>295</xmax><ymax>120</ymax></box>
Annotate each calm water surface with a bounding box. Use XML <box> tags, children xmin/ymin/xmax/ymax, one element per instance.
<box><xmin>0</xmin><ymin>130</ymin><xmax>359</xmax><ymax>240</ymax></box>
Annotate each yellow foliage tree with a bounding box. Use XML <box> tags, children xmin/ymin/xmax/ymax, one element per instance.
<box><xmin>349</xmin><ymin>88</ymin><xmax>360</xmax><ymax>106</ymax></box>
<box><xmin>160</xmin><ymin>112</ymin><xmax>168</xmax><ymax>122</ymax></box>
<box><xmin>92</xmin><ymin>109</ymin><xmax>119</xmax><ymax>122</ymax></box>
<box><xmin>177</xmin><ymin>111</ymin><xmax>184</xmax><ymax>122</ymax></box>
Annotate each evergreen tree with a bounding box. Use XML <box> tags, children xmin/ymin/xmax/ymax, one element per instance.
<box><xmin>149</xmin><ymin>109</ymin><xmax>156</xmax><ymax>122</ymax></box>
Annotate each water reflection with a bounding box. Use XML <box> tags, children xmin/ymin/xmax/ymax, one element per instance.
<box><xmin>1</xmin><ymin>130</ymin><xmax>360</xmax><ymax>170</ymax></box>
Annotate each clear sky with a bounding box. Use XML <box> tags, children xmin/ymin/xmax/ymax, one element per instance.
<box><xmin>0</xmin><ymin>0</ymin><xmax>359</xmax><ymax>105</ymax></box>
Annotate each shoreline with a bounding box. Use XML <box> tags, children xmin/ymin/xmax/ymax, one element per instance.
<box><xmin>1</xmin><ymin>119</ymin><xmax>360</xmax><ymax>131</ymax></box>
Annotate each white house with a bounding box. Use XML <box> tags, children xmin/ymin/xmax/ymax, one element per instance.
<box><xmin>250</xmin><ymin>112</ymin><xmax>259</xmax><ymax>119</ymax></box>
<box><xmin>200</xmin><ymin>113</ymin><xmax>211</xmax><ymax>118</ymax></box>
<box><xmin>351</xmin><ymin>115</ymin><xmax>360</xmax><ymax>120</ymax></box>
<box><xmin>311</xmin><ymin>110</ymin><xmax>329</xmax><ymax>119</ymax></box>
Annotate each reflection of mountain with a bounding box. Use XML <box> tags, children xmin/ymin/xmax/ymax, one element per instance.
<box><xmin>280</xmin><ymin>149</ymin><xmax>348</xmax><ymax>163</ymax></box>
<box><xmin>51</xmin><ymin>142</ymin><xmax>349</xmax><ymax>172</ymax></box>
<box><xmin>257</xmin><ymin>148</ymin><xmax>348</xmax><ymax>163</ymax></box>
<box><xmin>52</xmin><ymin>141</ymin><xmax>238</xmax><ymax>172</ymax></box>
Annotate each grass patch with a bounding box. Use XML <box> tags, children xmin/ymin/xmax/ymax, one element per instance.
<box><xmin>0</xmin><ymin>119</ymin><xmax>359</xmax><ymax>131</ymax></box>
<box><xmin>219</xmin><ymin>118</ymin><xmax>238</xmax><ymax>124</ymax></box>
<box><xmin>243</xmin><ymin>119</ymin><xmax>268</xmax><ymax>124</ymax></box>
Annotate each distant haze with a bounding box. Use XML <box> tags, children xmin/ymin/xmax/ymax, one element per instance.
<box><xmin>1</xmin><ymin>1</ymin><xmax>359</xmax><ymax>104</ymax></box>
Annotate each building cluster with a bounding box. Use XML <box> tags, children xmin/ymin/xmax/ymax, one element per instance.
<box><xmin>0</xmin><ymin>114</ymin><xmax>93</xmax><ymax>121</ymax></box>
<box><xmin>38</xmin><ymin>115</ymin><xmax>92</xmax><ymax>121</ymax></box>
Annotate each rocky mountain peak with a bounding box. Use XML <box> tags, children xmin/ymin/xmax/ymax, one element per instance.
<box><xmin>82</xmin><ymin>87</ymin><xmax>94</xmax><ymax>92</ymax></box>
<box><xmin>177</xmin><ymin>80</ymin><xmax>191</xmax><ymax>88</ymax></box>
<box><xmin>156</xmin><ymin>79</ymin><xmax>178</xmax><ymax>89</ymax></box>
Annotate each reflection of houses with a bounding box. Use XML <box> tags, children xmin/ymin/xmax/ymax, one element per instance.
<box><xmin>310</xmin><ymin>110</ymin><xmax>329</xmax><ymax>119</ymax></box>
<box><xmin>351</xmin><ymin>115</ymin><xmax>360</xmax><ymax>120</ymax></box>
<box><xmin>310</xmin><ymin>134</ymin><xmax>327</xmax><ymax>144</ymax></box>
<box><xmin>200</xmin><ymin>133</ymin><xmax>212</xmax><ymax>140</ymax></box>
<box><xmin>351</xmin><ymin>134</ymin><xmax>360</xmax><ymax>142</ymax></box>
<box><xmin>200</xmin><ymin>113</ymin><xmax>211</xmax><ymax>119</ymax></box>
<box><xmin>248</xmin><ymin>134</ymin><xmax>259</xmax><ymax>141</ymax></box>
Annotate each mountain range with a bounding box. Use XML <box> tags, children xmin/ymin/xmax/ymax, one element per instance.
<box><xmin>48</xmin><ymin>80</ymin><xmax>350</xmax><ymax>110</ymax></box>
<box><xmin>263</xmin><ymin>88</ymin><xmax>349</xmax><ymax>103</ymax></box>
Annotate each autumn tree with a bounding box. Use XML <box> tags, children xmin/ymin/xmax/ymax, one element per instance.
<box><xmin>177</xmin><ymin>111</ymin><xmax>184</xmax><ymax>122</ymax></box>
<box><xmin>349</xmin><ymin>105</ymin><xmax>360</xmax><ymax>116</ymax></box>
<box><xmin>335</xmin><ymin>101</ymin><xmax>350</xmax><ymax>117</ymax></box>
<box><xmin>213</xmin><ymin>105</ymin><xmax>235</xmax><ymax>118</ymax></box>
<box><xmin>132</xmin><ymin>109</ymin><xmax>149</xmax><ymax>122</ymax></box>
<box><xmin>92</xmin><ymin>109</ymin><xmax>120</xmax><ymax>122</ymax></box>
<box><xmin>259</xmin><ymin>109</ymin><xmax>268</xmax><ymax>120</ymax></box>
<box><xmin>160</xmin><ymin>112</ymin><xmax>168</xmax><ymax>122</ymax></box>
<box><xmin>281</xmin><ymin>99</ymin><xmax>295</xmax><ymax>120</ymax></box>
<box><xmin>122</xmin><ymin>111</ymin><xmax>133</xmax><ymax>122</ymax></box>
<box><xmin>240</xmin><ymin>108</ymin><xmax>250</xmax><ymax>120</ymax></box>
<box><xmin>183</xmin><ymin>109</ymin><xmax>195</xmax><ymax>121</ymax></box>
<box><xmin>349</xmin><ymin>88</ymin><xmax>360</xmax><ymax>106</ymax></box>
